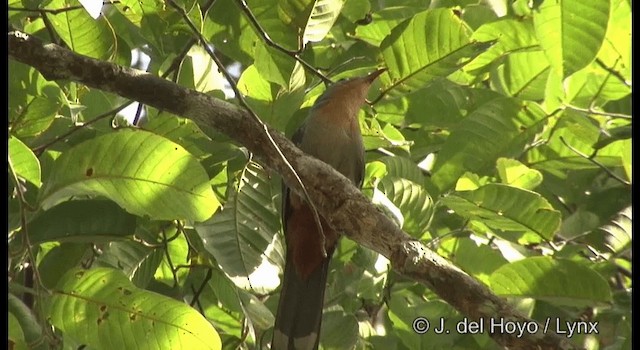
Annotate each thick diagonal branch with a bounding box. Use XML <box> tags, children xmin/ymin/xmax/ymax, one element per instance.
<box><xmin>9</xmin><ymin>30</ymin><xmax>573</xmax><ymax>350</ymax></box>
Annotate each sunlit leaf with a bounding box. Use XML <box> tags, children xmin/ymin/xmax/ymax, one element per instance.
<box><xmin>442</xmin><ymin>184</ymin><xmax>561</xmax><ymax>240</ymax></box>
<box><xmin>196</xmin><ymin>161</ymin><xmax>283</xmax><ymax>293</ymax></box>
<box><xmin>9</xmin><ymin>136</ymin><xmax>41</xmax><ymax>187</ymax></box>
<box><xmin>48</xmin><ymin>267</ymin><xmax>221</xmax><ymax>349</ymax></box>
<box><xmin>39</xmin><ymin>129</ymin><xmax>218</xmax><ymax>221</ymax></box>
<box><xmin>490</xmin><ymin>257</ymin><xmax>612</xmax><ymax>306</ymax></box>
<box><xmin>533</xmin><ymin>0</ymin><xmax>610</xmax><ymax>79</ymax></box>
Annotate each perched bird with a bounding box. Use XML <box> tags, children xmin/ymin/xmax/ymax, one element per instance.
<box><xmin>272</xmin><ymin>68</ymin><xmax>386</xmax><ymax>350</ymax></box>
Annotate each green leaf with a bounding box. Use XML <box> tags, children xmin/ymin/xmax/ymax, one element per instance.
<box><xmin>29</xmin><ymin>200</ymin><xmax>136</xmax><ymax>244</ymax></box>
<box><xmin>490</xmin><ymin>50</ymin><xmax>550</xmax><ymax>100</ymax></box>
<box><xmin>533</xmin><ymin>0</ymin><xmax>610</xmax><ymax>79</ymax></box>
<box><xmin>558</xmin><ymin>209</ymin><xmax>600</xmax><ymax>240</ymax></box>
<box><xmin>441</xmin><ymin>183</ymin><xmax>561</xmax><ymax>240</ymax></box>
<box><xmin>490</xmin><ymin>257</ymin><xmax>612</xmax><ymax>306</ymax></box>
<box><xmin>9</xmin><ymin>136</ymin><xmax>41</xmax><ymax>187</ymax></box>
<box><xmin>38</xmin><ymin>243</ymin><xmax>90</xmax><ymax>289</ymax></box>
<box><xmin>48</xmin><ymin>267</ymin><xmax>221</xmax><ymax>350</ymax></box>
<box><xmin>303</xmin><ymin>0</ymin><xmax>345</xmax><ymax>43</ymax></box>
<box><xmin>116</xmin><ymin>0</ymin><xmax>164</xmax><ymax>27</ymax></box>
<box><xmin>254</xmin><ymin>42</ymin><xmax>296</xmax><ymax>87</ymax></box>
<box><xmin>204</xmin><ymin>0</ymin><xmax>256</xmax><ymax>65</ymax></box>
<box><xmin>496</xmin><ymin>158</ymin><xmax>543</xmax><ymax>190</ymax></box>
<box><xmin>8</xmin><ymin>293</ymin><xmax>46</xmax><ymax>350</ymax></box>
<box><xmin>466</xmin><ymin>18</ymin><xmax>539</xmax><ymax>73</ymax></box>
<box><xmin>10</xmin><ymin>96</ymin><xmax>60</xmax><ymax>138</ymax></box>
<box><xmin>238</xmin><ymin>291</ymin><xmax>275</xmax><ymax>330</ymax></box>
<box><xmin>599</xmin><ymin>206</ymin><xmax>631</xmax><ymax>254</ymax></box>
<box><xmin>378</xmin><ymin>177</ymin><xmax>433</xmax><ymax>237</ymax></box>
<box><xmin>451</xmin><ymin>238</ymin><xmax>508</xmax><ymax>284</ymax></box>
<box><xmin>154</xmin><ymin>229</ymin><xmax>190</xmax><ymax>287</ymax></box>
<box><xmin>9</xmin><ymin>312</ymin><xmax>28</xmax><ymax>350</ymax></box>
<box><xmin>178</xmin><ymin>46</ymin><xmax>227</xmax><ymax>93</ymax></box>
<box><xmin>379</xmin><ymin>156</ymin><xmax>426</xmax><ymax>185</ymax></box>
<box><xmin>431</xmin><ymin>98</ymin><xmax>548</xmax><ymax>192</ymax></box>
<box><xmin>46</xmin><ymin>0</ymin><xmax>116</xmax><ymax>60</ymax></box>
<box><xmin>196</xmin><ymin>162</ymin><xmax>284</xmax><ymax>293</ymax></box>
<box><xmin>353</xmin><ymin>6</ymin><xmax>417</xmax><ymax>46</ymax></box>
<box><xmin>562</xmin><ymin>62</ymin><xmax>631</xmax><ymax>107</ymax></box>
<box><xmin>39</xmin><ymin>129</ymin><xmax>218</xmax><ymax>221</ymax></box>
<box><xmin>593</xmin><ymin>124</ymin><xmax>631</xmax><ymax>150</ymax></box>
<box><xmin>596</xmin><ymin>0</ymin><xmax>631</xmax><ymax>83</ymax></box>
<box><xmin>527</xmin><ymin>112</ymin><xmax>624</xmax><ymax>176</ymax></box>
<box><xmin>238</xmin><ymin>65</ymin><xmax>306</xmax><ymax>131</ymax></box>
<box><xmin>319</xmin><ymin>310</ymin><xmax>359</xmax><ymax>350</ymax></box>
<box><xmin>388</xmin><ymin>296</ymin><xmax>462</xmax><ymax>349</ymax></box>
<box><xmin>96</xmin><ymin>228</ymin><xmax>164</xmax><ymax>288</ymax></box>
<box><xmin>380</xmin><ymin>8</ymin><xmax>492</xmax><ymax>98</ymax></box>
<box><xmin>142</xmin><ymin>112</ymin><xmax>216</xmax><ymax>159</ymax></box>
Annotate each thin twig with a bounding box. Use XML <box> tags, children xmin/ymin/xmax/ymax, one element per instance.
<box><xmin>167</xmin><ymin>0</ymin><xmax>329</xmax><ymax>258</ymax></box>
<box><xmin>190</xmin><ymin>268</ymin><xmax>212</xmax><ymax>307</ymax></box>
<box><xmin>234</xmin><ymin>0</ymin><xmax>332</xmax><ymax>85</ymax></box>
<box><xmin>595</xmin><ymin>58</ymin><xmax>631</xmax><ymax>88</ymax></box>
<box><xmin>559</xmin><ymin>136</ymin><xmax>631</xmax><ymax>186</ymax></box>
<box><xmin>8</xmin><ymin>159</ymin><xmax>55</xmax><ymax>343</ymax></box>
<box><xmin>161</xmin><ymin>228</ymin><xmax>181</xmax><ymax>288</ymax></box>
<box><xmin>564</xmin><ymin>104</ymin><xmax>631</xmax><ymax>120</ymax></box>
<box><xmin>32</xmin><ymin>102</ymin><xmax>130</xmax><ymax>156</ymax></box>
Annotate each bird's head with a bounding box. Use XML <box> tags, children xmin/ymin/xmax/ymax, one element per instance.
<box><xmin>311</xmin><ymin>68</ymin><xmax>386</xmax><ymax>118</ymax></box>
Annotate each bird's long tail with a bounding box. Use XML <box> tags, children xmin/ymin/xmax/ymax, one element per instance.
<box><xmin>272</xmin><ymin>253</ymin><xmax>331</xmax><ymax>350</ymax></box>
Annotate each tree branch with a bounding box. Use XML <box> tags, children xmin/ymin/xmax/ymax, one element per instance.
<box><xmin>8</xmin><ymin>30</ymin><xmax>574</xmax><ymax>350</ymax></box>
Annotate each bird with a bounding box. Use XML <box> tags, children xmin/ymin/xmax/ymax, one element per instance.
<box><xmin>272</xmin><ymin>68</ymin><xmax>386</xmax><ymax>350</ymax></box>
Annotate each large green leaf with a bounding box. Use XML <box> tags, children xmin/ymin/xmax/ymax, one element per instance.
<box><xmin>430</xmin><ymin>98</ymin><xmax>548</xmax><ymax>192</ymax></box>
<box><xmin>29</xmin><ymin>200</ymin><xmax>136</xmax><ymax>244</ymax></box>
<box><xmin>441</xmin><ymin>184</ymin><xmax>561</xmax><ymax>240</ymax></box>
<box><xmin>196</xmin><ymin>162</ymin><xmax>283</xmax><ymax>293</ymax></box>
<box><xmin>8</xmin><ymin>294</ymin><xmax>47</xmax><ymax>350</ymax></box>
<box><xmin>379</xmin><ymin>8</ymin><xmax>492</xmax><ymax>98</ymax></box>
<box><xmin>278</xmin><ymin>0</ymin><xmax>344</xmax><ymax>44</ymax></box>
<box><xmin>319</xmin><ymin>310</ymin><xmax>359</xmax><ymax>350</ymax></box>
<box><xmin>238</xmin><ymin>64</ymin><xmax>306</xmax><ymax>131</ymax></box>
<box><xmin>533</xmin><ymin>0</ymin><xmax>610</xmax><ymax>79</ymax></box>
<box><xmin>490</xmin><ymin>257</ymin><xmax>612</xmax><ymax>306</ymax></box>
<box><xmin>599</xmin><ymin>206</ymin><xmax>631</xmax><ymax>254</ymax></box>
<box><xmin>204</xmin><ymin>0</ymin><xmax>256</xmax><ymax>65</ymax></box>
<box><xmin>48</xmin><ymin>267</ymin><xmax>221</xmax><ymax>349</ymax></box>
<box><xmin>495</xmin><ymin>158</ymin><xmax>543</xmax><ymax>191</ymax></box>
<box><xmin>177</xmin><ymin>46</ymin><xmax>228</xmax><ymax>94</ymax></box>
<box><xmin>9</xmin><ymin>311</ymin><xmax>28</xmax><ymax>350</ymax></box>
<box><xmin>303</xmin><ymin>0</ymin><xmax>345</xmax><ymax>43</ymax></box>
<box><xmin>451</xmin><ymin>238</ymin><xmax>508</xmax><ymax>285</ymax></box>
<box><xmin>379</xmin><ymin>156</ymin><xmax>427</xmax><ymax>185</ymax></box>
<box><xmin>388</xmin><ymin>296</ymin><xmax>463</xmax><ymax>349</ymax></box>
<box><xmin>378</xmin><ymin>177</ymin><xmax>433</xmax><ymax>237</ymax></box>
<box><xmin>9</xmin><ymin>136</ymin><xmax>41</xmax><ymax>187</ymax></box>
<box><xmin>46</xmin><ymin>0</ymin><xmax>116</xmax><ymax>60</ymax></box>
<box><xmin>39</xmin><ymin>129</ymin><xmax>218</xmax><ymax>221</ymax></box>
<box><xmin>9</xmin><ymin>96</ymin><xmax>61</xmax><ymax>139</ymax></box>
<box><xmin>596</xmin><ymin>0</ymin><xmax>631</xmax><ymax>83</ymax></box>
<box><xmin>467</xmin><ymin>18</ymin><xmax>540</xmax><ymax>73</ymax></box>
<box><xmin>353</xmin><ymin>6</ymin><xmax>418</xmax><ymax>46</ymax></box>
<box><xmin>527</xmin><ymin>112</ymin><xmax>625</xmax><ymax>176</ymax></box>
<box><xmin>490</xmin><ymin>50</ymin><xmax>550</xmax><ymax>100</ymax></box>
<box><xmin>97</xmin><ymin>237</ymin><xmax>164</xmax><ymax>288</ymax></box>
<box><xmin>38</xmin><ymin>243</ymin><xmax>90</xmax><ymax>289</ymax></box>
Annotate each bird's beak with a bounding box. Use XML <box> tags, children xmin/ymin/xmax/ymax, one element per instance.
<box><xmin>366</xmin><ymin>68</ymin><xmax>387</xmax><ymax>83</ymax></box>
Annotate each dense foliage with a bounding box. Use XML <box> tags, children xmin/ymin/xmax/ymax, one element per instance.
<box><xmin>8</xmin><ymin>0</ymin><xmax>631</xmax><ymax>349</ymax></box>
